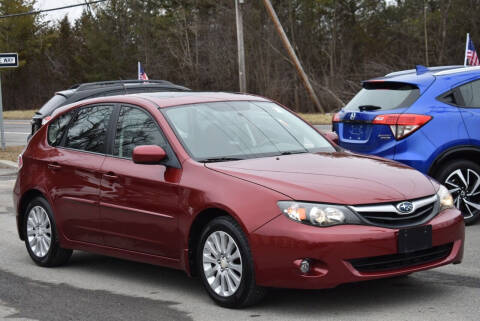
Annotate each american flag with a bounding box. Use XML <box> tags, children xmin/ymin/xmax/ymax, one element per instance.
<box><xmin>466</xmin><ymin>38</ymin><xmax>480</xmax><ymax>66</ymax></box>
<box><xmin>138</xmin><ymin>61</ymin><xmax>149</xmax><ymax>80</ymax></box>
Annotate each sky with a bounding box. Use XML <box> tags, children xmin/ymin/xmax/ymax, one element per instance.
<box><xmin>35</xmin><ymin>0</ymin><xmax>87</xmax><ymax>23</ymax></box>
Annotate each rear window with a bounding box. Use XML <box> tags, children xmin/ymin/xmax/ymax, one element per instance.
<box><xmin>344</xmin><ymin>82</ymin><xmax>420</xmax><ymax>111</ymax></box>
<box><xmin>38</xmin><ymin>94</ymin><xmax>67</xmax><ymax>116</ymax></box>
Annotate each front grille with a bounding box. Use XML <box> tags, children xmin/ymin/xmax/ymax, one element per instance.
<box><xmin>349</xmin><ymin>243</ymin><xmax>453</xmax><ymax>273</ymax></box>
<box><xmin>351</xmin><ymin>195</ymin><xmax>438</xmax><ymax>228</ymax></box>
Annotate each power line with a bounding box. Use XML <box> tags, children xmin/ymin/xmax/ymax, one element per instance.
<box><xmin>0</xmin><ymin>0</ymin><xmax>108</xmax><ymax>19</ymax></box>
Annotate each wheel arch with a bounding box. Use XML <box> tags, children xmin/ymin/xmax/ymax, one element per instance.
<box><xmin>17</xmin><ymin>189</ymin><xmax>47</xmax><ymax>240</ymax></box>
<box><xmin>428</xmin><ymin>145</ymin><xmax>480</xmax><ymax>177</ymax></box>
<box><xmin>187</xmin><ymin>207</ymin><xmax>242</xmax><ymax>277</ymax></box>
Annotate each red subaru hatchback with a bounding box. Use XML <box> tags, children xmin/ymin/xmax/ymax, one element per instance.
<box><xmin>14</xmin><ymin>92</ymin><xmax>464</xmax><ymax>308</ymax></box>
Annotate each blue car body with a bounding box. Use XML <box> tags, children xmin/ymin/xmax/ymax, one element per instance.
<box><xmin>333</xmin><ymin>65</ymin><xmax>480</xmax><ymax>176</ymax></box>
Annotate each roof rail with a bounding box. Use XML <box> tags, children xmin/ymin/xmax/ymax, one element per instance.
<box><xmin>385</xmin><ymin>65</ymin><xmax>464</xmax><ymax>77</ymax></box>
<box><xmin>70</xmin><ymin>80</ymin><xmax>176</xmax><ymax>91</ymax></box>
<box><xmin>434</xmin><ymin>65</ymin><xmax>480</xmax><ymax>76</ymax></box>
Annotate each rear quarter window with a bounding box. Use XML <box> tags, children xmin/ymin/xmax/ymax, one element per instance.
<box><xmin>47</xmin><ymin>112</ymin><xmax>73</xmax><ymax>146</ymax></box>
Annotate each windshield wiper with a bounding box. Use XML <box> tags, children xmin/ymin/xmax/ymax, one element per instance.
<box><xmin>279</xmin><ymin>151</ymin><xmax>308</xmax><ymax>156</ymax></box>
<box><xmin>358</xmin><ymin>105</ymin><xmax>382</xmax><ymax>111</ymax></box>
<box><xmin>200</xmin><ymin>157</ymin><xmax>245</xmax><ymax>163</ymax></box>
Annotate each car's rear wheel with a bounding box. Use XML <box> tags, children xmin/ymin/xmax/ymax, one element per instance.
<box><xmin>23</xmin><ymin>197</ymin><xmax>72</xmax><ymax>267</ymax></box>
<box><xmin>197</xmin><ymin>216</ymin><xmax>266</xmax><ymax>308</ymax></box>
<box><xmin>435</xmin><ymin>160</ymin><xmax>480</xmax><ymax>225</ymax></box>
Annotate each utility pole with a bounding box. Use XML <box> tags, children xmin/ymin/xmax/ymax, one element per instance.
<box><xmin>235</xmin><ymin>0</ymin><xmax>246</xmax><ymax>92</ymax></box>
<box><xmin>262</xmin><ymin>0</ymin><xmax>324</xmax><ymax>113</ymax></box>
<box><xmin>0</xmin><ymin>53</ymin><xmax>19</xmax><ymax>151</ymax></box>
<box><xmin>0</xmin><ymin>74</ymin><xmax>5</xmax><ymax>151</ymax></box>
<box><xmin>424</xmin><ymin>3</ymin><xmax>429</xmax><ymax>66</ymax></box>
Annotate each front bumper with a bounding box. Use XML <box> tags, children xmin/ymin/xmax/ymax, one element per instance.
<box><xmin>251</xmin><ymin>208</ymin><xmax>464</xmax><ymax>289</ymax></box>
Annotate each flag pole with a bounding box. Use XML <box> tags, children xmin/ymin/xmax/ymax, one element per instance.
<box><xmin>464</xmin><ymin>33</ymin><xmax>470</xmax><ymax>66</ymax></box>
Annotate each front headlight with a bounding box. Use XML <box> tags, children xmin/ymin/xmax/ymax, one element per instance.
<box><xmin>437</xmin><ymin>184</ymin><xmax>454</xmax><ymax>211</ymax></box>
<box><xmin>277</xmin><ymin>201</ymin><xmax>361</xmax><ymax>227</ymax></box>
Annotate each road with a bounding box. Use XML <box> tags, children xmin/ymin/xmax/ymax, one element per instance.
<box><xmin>1</xmin><ymin>120</ymin><xmax>30</xmax><ymax>146</ymax></box>
<box><xmin>0</xmin><ymin>172</ymin><xmax>479</xmax><ymax>321</ymax></box>
<box><xmin>1</xmin><ymin>121</ymin><xmax>332</xmax><ymax>147</ymax></box>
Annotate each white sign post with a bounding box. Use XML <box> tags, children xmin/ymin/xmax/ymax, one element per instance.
<box><xmin>0</xmin><ymin>53</ymin><xmax>19</xmax><ymax>151</ymax></box>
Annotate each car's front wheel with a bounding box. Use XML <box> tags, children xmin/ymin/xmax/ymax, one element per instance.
<box><xmin>435</xmin><ymin>160</ymin><xmax>480</xmax><ymax>225</ymax></box>
<box><xmin>23</xmin><ymin>197</ymin><xmax>72</xmax><ymax>267</ymax></box>
<box><xmin>197</xmin><ymin>216</ymin><xmax>266</xmax><ymax>308</ymax></box>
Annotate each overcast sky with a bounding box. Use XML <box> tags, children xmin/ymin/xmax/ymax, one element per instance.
<box><xmin>36</xmin><ymin>0</ymin><xmax>86</xmax><ymax>23</ymax></box>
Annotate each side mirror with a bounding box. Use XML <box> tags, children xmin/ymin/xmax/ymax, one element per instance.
<box><xmin>132</xmin><ymin>145</ymin><xmax>166</xmax><ymax>164</ymax></box>
<box><xmin>321</xmin><ymin>130</ymin><xmax>339</xmax><ymax>145</ymax></box>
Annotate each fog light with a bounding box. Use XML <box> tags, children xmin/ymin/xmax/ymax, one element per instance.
<box><xmin>300</xmin><ymin>259</ymin><xmax>310</xmax><ymax>274</ymax></box>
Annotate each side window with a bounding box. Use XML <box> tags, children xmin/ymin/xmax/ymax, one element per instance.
<box><xmin>47</xmin><ymin>112</ymin><xmax>73</xmax><ymax>146</ymax></box>
<box><xmin>64</xmin><ymin>105</ymin><xmax>113</xmax><ymax>153</ymax></box>
<box><xmin>457</xmin><ymin>79</ymin><xmax>480</xmax><ymax>107</ymax></box>
<box><xmin>114</xmin><ymin>106</ymin><xmax>166</xmax><ymax>159</ymax></box>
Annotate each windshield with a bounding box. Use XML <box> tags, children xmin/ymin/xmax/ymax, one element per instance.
<box><xmin>345</xmin><ymin>82</ymin><xmax>420</xmax><ymax>111</ymax></box>
<box><xmin>38</xmin><ymin>94</ymin><xmax>68</xmax><ymax>116</ymax></box>
<box><xmin>163</xmin><ymin>101</ymin><xmax>335</xmax><ymax>161</ymax></box>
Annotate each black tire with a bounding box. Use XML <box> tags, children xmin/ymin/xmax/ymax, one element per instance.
<box><xmin>197</xmin><ymin>216</ymin><xmax>267</xmax><ymax>308</ymax></box>
<box><xmin>23</xmin><ymin>197</ymin><xmax>73</xmax><ymax>267</ymax></box>
<box><xmin>434</xmin><ymin>159</ymin><xmax>480</xmax><ymax>225</ymax></box>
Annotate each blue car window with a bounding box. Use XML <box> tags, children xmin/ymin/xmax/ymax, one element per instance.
<box><xmin>345</xmin><ymin>82</ymin><xmax>420</xmax><ymax>111</ymax></box>
<box><xmin>457</xmin><ymin>79</ymin><xmax>480</xmax><ymax>108</ymax></box>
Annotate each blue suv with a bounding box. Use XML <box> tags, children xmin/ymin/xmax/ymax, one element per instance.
<box><xmin>333</xmin><ymin>65</ymin><xmax>480</xmax><ymax>224</ymax></box>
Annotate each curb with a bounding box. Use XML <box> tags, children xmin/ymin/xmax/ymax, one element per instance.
<box><xmin>0</xmin><ymin>159</ymin><xmax>18</xmax><ymax>169</ymax></box>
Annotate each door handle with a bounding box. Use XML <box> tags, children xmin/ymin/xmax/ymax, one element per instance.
<box><xmin>103</xmin><ymin>172</ymin><xmax>118</xmax><ymax>180</ymax></box>
<box><xmin>47</xmin><ymin>163</ymin><xmax>61</xmax><ymax>171</ymax></box>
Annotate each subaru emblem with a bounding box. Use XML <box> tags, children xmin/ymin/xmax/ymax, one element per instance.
<box><xmin>396</xmin><ymin>201</ymin><xmax>414</xmax><ymax>215</ymax></box>
<box><xmin>350</xmin><ymin>112</ymin><xmax>356</xmax><ymax>121</ymax></box>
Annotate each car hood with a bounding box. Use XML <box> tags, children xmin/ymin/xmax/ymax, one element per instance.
<box><xmin>205</xmin><ymin>152</ymin><xmax>436</xmax><ymax>205</ymax></box>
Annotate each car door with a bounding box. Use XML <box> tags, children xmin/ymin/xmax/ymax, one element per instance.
<box><xmin>99</xmin><ymin>105</ymin><xmax>182</xmax><ymax>259</ymax></box>
<box><xmin>452</xmin><ymin>78</ymin><xmax>480</xmax><ymax>145</ymax></box>
<box><xmin>48</xmin><ymin>104</ymin><xmax>114</xmax><ymax>244</ymax></box>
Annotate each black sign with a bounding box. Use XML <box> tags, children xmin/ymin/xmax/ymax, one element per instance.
<box><xmin>0</xmin><ymin>53</ymin><xmax>18</xmax><ymax>68</ymax></box>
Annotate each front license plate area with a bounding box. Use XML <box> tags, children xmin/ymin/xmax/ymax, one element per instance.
<box><xmin>398</xmin><ymin>225</ymin><xmax>432</xmax><ymax>254</ymax></box>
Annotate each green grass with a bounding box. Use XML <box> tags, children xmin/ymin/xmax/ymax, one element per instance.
<box><xmin>297</xmin><ymin>113</ymin><xmax>333</xmax><ymax>125</ymax></box>
<box><xmin>2</xmin><ymin>109</ymin><xmax>36</xmax><ymax>120</ymax></box>
<box><xmin>0</xmin><ymin>145</ymin><xmax>23</xmax><ymax>162</ymax></box>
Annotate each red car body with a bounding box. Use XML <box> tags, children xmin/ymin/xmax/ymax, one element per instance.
<box><xmin>14</xmin><ymin>92</ymin><xmax>464</xmax><ymax>292</ymax></box>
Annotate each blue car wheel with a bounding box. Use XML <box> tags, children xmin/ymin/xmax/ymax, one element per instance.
<box><xmin>435</xmin><ymin>159</ymin><xmax>480</xmax><ymax>225</ymax></box>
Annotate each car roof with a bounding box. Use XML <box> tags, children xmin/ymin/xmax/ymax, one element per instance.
<box><xmin>364</xmin><ymin>65</ymin><xmax>475</xmax><ymax>93</ymax></box>
<box><xmin>51</xmin><ymin>92</ymin><xmax>271</xmax><ymax>118</ymax></box>
<box><xmin>131</xmin><ymin>92</ymin><xmax>270</xmax><ymax>108</ymax></box>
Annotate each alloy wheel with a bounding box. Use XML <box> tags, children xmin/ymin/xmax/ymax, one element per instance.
<box><xmin>202</xmin><ymin>231</ymin><xmax>243</xmax><ymax>297</ymax></box>
<box><xmin>26</xmin><ymin>206</ymin><xmax>52</xmax><ymax>258</ymax></box>
<box><xmin>445</xmin><ymin>168</ymin><xmax>480</xmax><ymax>219</ymax></box>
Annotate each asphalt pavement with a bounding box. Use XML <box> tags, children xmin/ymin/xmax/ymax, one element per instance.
<box><xmin>0</xmin><ymin>120</ymin><xmax>30</xmax><ymax>146</ymax></box>
<box><xmin>0</xmin><ymin>172</ymin><xmax>479</xmax><ymax>321</ymax></box>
